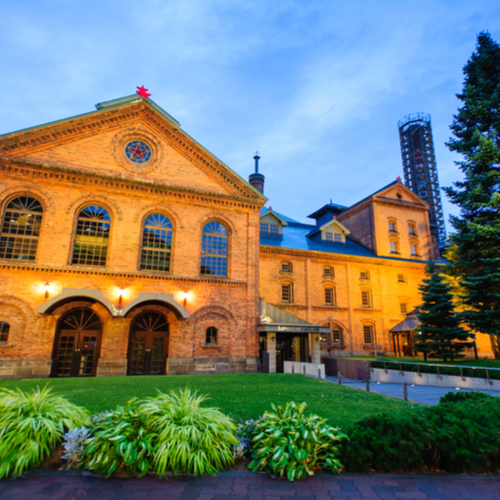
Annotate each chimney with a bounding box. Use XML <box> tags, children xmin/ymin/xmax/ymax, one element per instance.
<box><xmin>248</xmin><ymin>152</ymin><xmax>265</xmax><ymax>194</ymax></box>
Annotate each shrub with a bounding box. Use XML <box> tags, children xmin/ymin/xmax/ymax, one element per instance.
<box><xmin>79</xmin><ymin>400</ymin><xmax>154</xmax><ymax>477</ymax></box>
<box><xmin>234</xmin><ymin>417</ymin><xmax>259</xmax><ymax>459</ymax></box>
<box><xmin>62</xmin><ymin>427</ymin><xmax>91</xmax><ymax>468</ymax></box>
<box><xmin>0</xmin><ymin>386</ymin><xmax>89</xmax><ymax>479</ymax></box>
<box><xmin>341</xmin><ymin>413</ymin><xmax>430</xmax><ymax>473</ymax></box>
<box><xmin>439</xmin><ymin>390</ymin><xmax>494</xmax><ymax>404</ymax></box>
<box><xmin>249</xmin><ymin>402</ymin><xmax>347</xmax><ymax>481</ymax></box>
<box><xmin>142</xmin><ymin>388</ymin><xmax>238</xmax><ymax>475</ymax></box>
<box><xmin>342</xmin><ymin>398</ymin><xmax>500</xmax><ymax>473</ymax></box>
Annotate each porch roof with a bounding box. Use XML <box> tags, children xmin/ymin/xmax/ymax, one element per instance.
<box><xmin>257</xmin><ymin>300</ymin><xmax>329</xmax><ymax>334</ymax></box>
<box><xmin>390</xmin><ymin>309</ymin><xmax>421</xmax><ymax>333</ymax></box>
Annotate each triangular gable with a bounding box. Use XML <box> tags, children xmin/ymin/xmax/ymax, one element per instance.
<box><xmin>0</xmin><ymin>95</ymin><xmax>265</xmax><ymax>201</ymax></box>
<box><xmin>319</xmin><ymin>219</ymin><xmax>350</xmax><ymax>235</ymax></box>
<box><xmin>260</xmin><ymin>208</ymin><xmax>288</xmax><ymax>226</ymax></box>
<box><xmin>373</xmin><ymin>182</ymin><xmax>428</xmax><ymax>207</ymax></box>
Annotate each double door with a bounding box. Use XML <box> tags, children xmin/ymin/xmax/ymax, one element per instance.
<box><xmin>128</xmin><ymin>312</ymin><xmax>169</xmax><ymax>375</ymax></box>
<box><xmin>52</xmin><ymin>309</ymin><xmax>102</xmax><ymax>377</ymax></box>
<box><xmin>275</xmin><ymin>333</ymin><xmax>309</xmax><ymax>373</ymax></box>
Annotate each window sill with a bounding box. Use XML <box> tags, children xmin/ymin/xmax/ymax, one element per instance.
<box><xmin>202</xmin><ymin>345</ymin><xmax>221</xmax><ymax>349</ymax></box>
<box><xmin>0</xmin><ymin>342</ymin><xmax>12</xmax><ymax>347</ymax></box>
<box><xmin>279</xmin><ymin>270</ymin><xmax>293</xmax><ymax>275</ymax></box>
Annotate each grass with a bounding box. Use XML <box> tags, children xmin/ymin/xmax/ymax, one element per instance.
<box><xmin>0</xmin><ymin>374</ymin><xmax>422</xmax><ymax>431</ymax></box>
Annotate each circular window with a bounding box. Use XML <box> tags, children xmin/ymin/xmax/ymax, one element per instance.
<box><xmin>125</xmin><ymin>141</ymin><xmax>152</xmax><ymax>163</ymax></box>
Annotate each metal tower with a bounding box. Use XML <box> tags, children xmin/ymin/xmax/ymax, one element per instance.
<box><xmin>398</xmin><ymin>112</ymin><xmax>446</xmax><ymax>244</ymax></box>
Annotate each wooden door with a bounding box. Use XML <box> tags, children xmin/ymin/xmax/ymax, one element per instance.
<box><xmin>52</xmin><ymin>309</ymin><xmax>102</xmax><ymax>377</ymax></box>
<box><xmin>128</xmin><ymin>312</ymin><xmax>169</xmax><ymax>375</ymax></box>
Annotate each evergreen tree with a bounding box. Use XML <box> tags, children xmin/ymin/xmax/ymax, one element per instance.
<box><xmin>414</xmin><ymin>262</ymin><xmax>472</xmax><ymax>361</ymax></box>
<box><xmin>444</xmin><ymin>31</ymin><xmax>500</xmax><ymax>358</ymax></box>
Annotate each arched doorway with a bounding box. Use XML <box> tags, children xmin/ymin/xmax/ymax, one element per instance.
<box><xmin>51</xmin><ymin>308</ymin><xmax>103</xmax><ymax>377</ymax></box>
<box><xmin>128</xmin><ymin>311</ymin><xmax>169</xmax><ymax>375</ymax></box>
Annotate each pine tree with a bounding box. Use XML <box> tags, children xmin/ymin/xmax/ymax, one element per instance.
<box><xmin>444</xmin><ymin>31</ymin><xmax>500</xmax><ymax>358</ymax></box>
<box><xmin>413</xmin><ymin>262</ymin><xmax>472</xmax><ymax>361</ymax></box>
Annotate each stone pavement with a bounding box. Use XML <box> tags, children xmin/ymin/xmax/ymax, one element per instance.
<box><xmin>326</xmin><ymin>376</ymin><xmax>500</xmax><ymax>405</ymax></box>
<box><xmin>1</xmin><ymin>471</ymin><xmax>500</xmax><ymax>499</ymax></box>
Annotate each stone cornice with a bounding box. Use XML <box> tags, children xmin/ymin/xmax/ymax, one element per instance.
<box><xmin>0</xmin><ymin>101</ymin><xmax>265</xmax><ymax>202</ymax></box>
<box><xmin>374</xmin><ymin>196</ymin><xmax>428</xmax><ymax>211</ymax></box>
<box><xmin>0</xmin><ymin>262</ymin><xmax>248</xmax><ymax>287</ymax></box>
<box><xmin>259</xmin><ymin>245</ymin><xmax>427</xmax><ymax>268</ymax></box>
<box><xmin>0</xmin><ymin>157</ymin><xmax>264</xmax><ymax>212</ymax></box>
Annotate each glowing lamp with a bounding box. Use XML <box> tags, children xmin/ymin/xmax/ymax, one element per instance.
<box><xmin>43</xmin><ymin>282</ymin><xmax>50</xmax><ymax>299</ymax></box>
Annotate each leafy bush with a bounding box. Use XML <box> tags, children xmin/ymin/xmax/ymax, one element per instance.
<box><xmin>341</xmin><ymin>413</ymin><xmax>430</xmax><ymax>472</ymax></box>
<box><xmin>142</xmin><ymin>388</ymin><xmax>238</xmax><ymax>475</ymax></box>
<box><xmin>62</xmin><ymin>427</ymin><xmax>91</xmax><ymax>468</ymax></box>
<box><xmin>342</xmin><ymin>398</ymin><xmax>500</xmax><ymax>473</ymax></box>
<box><xmin>249</xmin><ymin>402</ymin><xmax>347</xmax><ymax>481</ymax></box>
<box><xmin>0</xmin><ymin>386</ymin><xmax>89</xmax><ymax>478</ymax></box>
<box><xmin>79</xmin><ymin>400</ymin><xmax>154</xmax><ymax>477</ymax></box>
<box><xmin>233</xmin><ymin>418</ymin><xmax>259</xmax><ymax>459</ymax></box>
<box><xmin>439</xmin><ymin>390</ymin><xmax>494</xmax><ymax>404</ymax></box>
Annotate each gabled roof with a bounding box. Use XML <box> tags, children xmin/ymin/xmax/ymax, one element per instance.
<box><xmin>307</xmin><ymin>202</ymin><xmax>348</xmax><ymax>220</ymax></box>
<box><xmin>0</xmin><ymin>94</ymin><xmax>266</xmax><ymax>203</ymax></box>
<box><xmin>260</xmin><ymin>208</ymin><xmax>289</xmax><ymax>226</ymax></box>
<box><xmin>306</xmin><ymin>218</ymin><xmax>351</xmax><ymax>238</ymax></box>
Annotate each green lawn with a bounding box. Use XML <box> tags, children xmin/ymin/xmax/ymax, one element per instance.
<box><xmin>0</xmin><ymin>374</ymin><xmax>422</xmax><ymax>431</ymax></box>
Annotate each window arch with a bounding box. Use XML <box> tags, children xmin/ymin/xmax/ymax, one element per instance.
<box><xmin>72</xmin><ymin>205</ymin><xmax>111</xmax><ymax>267</ymax></box>
<box><xmin>140</xmin><ymin>213</ymin><xmax>173</xmax><ymax>271</ymax></box>
<box><xmin>0</xmin><ymin>322</ymin><xmax>9</xmax><ymax>342</ymax></box>
<box><xmin>201</xmin><ymin>221</ymin><xmax>228</xmax><ymax>276</ymax></box>
<box><xmin>206</xmin><ymin>326</ymin><xmax>217</xmax><ymax>345</ymax></box>
<box><xmin>0</xmin><ymin>196</ymin><xmax>43</xmax><ymax>261</ymax></box>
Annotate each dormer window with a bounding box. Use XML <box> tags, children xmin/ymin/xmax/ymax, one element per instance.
<box><xmin>260</xmin><ymin>222</ymin><xmax>279</xmax><ymax>236</ymax></box>
<box><xmin>260</xmin><ymin>209</ymin><xmax>286</xmax><ymax>237</ymax></box>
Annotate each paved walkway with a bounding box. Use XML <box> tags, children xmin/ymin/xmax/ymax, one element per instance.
<box><xmin>326</xmin><ymin>376</ymin><xmax>500</xmax><ymax>405</ymax></box>
<box><xmin>1</xmin><ymin>471</ymin><xmax>500</xmax><ymax>500</ymax></box>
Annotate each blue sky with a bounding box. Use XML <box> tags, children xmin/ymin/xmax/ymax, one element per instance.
<box><xmin>1</xmin><ymin>1</ymin><xmax>499</xmax><ymax>231</ymax></box>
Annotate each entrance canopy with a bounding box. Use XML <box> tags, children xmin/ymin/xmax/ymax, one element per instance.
<box><xmin>390</xmin><ymin>308</ymin><xmax>421</xmax><ymax>333</ymax></box>
<box><xmin>257</xmin><ymin>300</ymin><xmax>329</xmax><ymax>334</ymax></box>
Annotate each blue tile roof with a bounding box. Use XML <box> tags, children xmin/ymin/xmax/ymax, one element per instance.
<box><xmin>260</xmin><ymin>221</ymin><xmax>377</xmax><ymax>258</ymax></box>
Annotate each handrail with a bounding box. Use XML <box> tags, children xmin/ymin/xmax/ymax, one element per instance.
<box><xmin>371</xmin><ymin>359</ymin><xmax>497</xmax><ymax>385</ymax></box>
<box><xmin>371</xmin><ymin>359</ymin><xmax>500</xmax><ymax>372</ymax></box>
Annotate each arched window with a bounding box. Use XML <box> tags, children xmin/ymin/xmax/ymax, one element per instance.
<box><xmin>201</xmin><ymin>222</ymin><xmax>228</xmax><ymax>276</ymax></box>
<box><xmin>281</xmin><ymin>283</ymin><xmax>293</xmax><ymax>303</ymax></box>
<box><xmin>408</xmin><ymin>223</ymin><xmax>416</xmax><ymax>235</ymax></box>
<box><xmin>206</xmin><ymin>327</ymin><xmax>217</xmax><ymax>345</ymax></box>
<box><xmin>332</xmin><ymin>327</ymin><xmax>342</xmax><ymax>345</ymax></box>
<box><xmin>324</xmin><ymin>286</ymin><xmax>336</xmax><ymax>306</ymax></box>
<box><xmin>361</xmin><ymin>289</ymin><xmax>372</xmax><ymax>308</ymax></box>
<box><xmin>363</xmin><ymin>324</ymin><xmax>374</xmax><ymax>344</ymax></box>
<box><xmin>0</xmin><ymin>322</ymin><xmax>9</xmax><ymax>342</ymax></box>
<box><xmin>0</xmin><ymin>196</ymin><xmax>43</xmax><ymax>261</ymax></box>
<box><xmin>388</xmin><ymin>219</ymin><xmax>398</xmax><ymax>233</ymax></box>
<box><xmin>72</xmin><ymin>205</ymin><xmax>111</xmax><ymax>267</ymax></box>
<box><xmin>140</xmin><ymin>213</ymin><xmax>173</xmax><ymax>271</ymax></box>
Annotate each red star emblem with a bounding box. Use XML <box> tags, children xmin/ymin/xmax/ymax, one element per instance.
<box><xmin>136</xmin><ymin>86</ymin><xmax>151</xmax><ymax>98</ymax></box>
<box><xmin>396</xmin><ymin>176</ymin><xmax>402</xmax><ymax>182</ymax></box>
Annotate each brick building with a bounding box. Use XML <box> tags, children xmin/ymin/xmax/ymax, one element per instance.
<box><xmin>0</xmin><ymin>94</ymin><xmax>492</xmax><ymax>378</ymax></box>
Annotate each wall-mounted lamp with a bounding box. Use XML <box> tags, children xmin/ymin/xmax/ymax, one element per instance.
<box><xmin>43</xmin><ymin>282</ymin><xmax>50</xmax><ymax>299</ymax></box>
<box><xmin>181</xmin><ymin>292</ymin><xmax>189</xmax><ymax>307</ymax></box>
<box><xmin>118</xmin><ymin>288</ymin><xmax>124</xmax><ymax>309</ymax></box>
<box><xmin>270</xmin><ymin>336</ymin><xmax>276</xmax><ymax>341</ymax></box>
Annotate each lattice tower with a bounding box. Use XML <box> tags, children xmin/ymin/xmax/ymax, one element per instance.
<box><xmin>398</xmin><ymin>112</ymin><xmax>446</xmax><ymax>244</ymax></box>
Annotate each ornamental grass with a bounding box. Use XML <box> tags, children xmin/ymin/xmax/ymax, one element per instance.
<box><xmin>0</xmin><ymin>386</ymin><xmax>89</xmax><ymax>478</ymax></box>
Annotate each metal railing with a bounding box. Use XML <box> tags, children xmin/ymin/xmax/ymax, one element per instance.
<box><xmin>371</xmin><ymin>360</ymin><xmax>500</xmax><ymax>385</ymax></box>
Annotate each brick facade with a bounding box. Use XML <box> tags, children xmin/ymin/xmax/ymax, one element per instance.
<box><xmin>0</xmin><ymin>95</ymin><xmax>492</xmax><ymax>379</ymax></box>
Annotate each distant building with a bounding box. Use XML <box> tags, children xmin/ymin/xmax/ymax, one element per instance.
<box><xmin>0</xmin><ymin>96</ymin><xmax>491</xmax><ymax>378</ymax></box>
